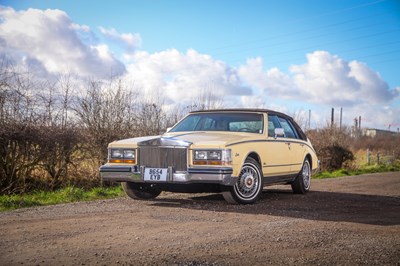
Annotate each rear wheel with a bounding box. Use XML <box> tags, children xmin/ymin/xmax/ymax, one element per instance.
<box><xmin>122</xmin><ymin>182</ymin><xmax>161</xmax><ymax>200</ymax></box>
<box><xmin>291</xmin><ymin>158</ymin><xmax>311</xmax><ymax>194</ymax></box>
<box><xmin>222</xmin><ymin>157</ymin><xmax>263</xmax><ymax>204</ymax></box>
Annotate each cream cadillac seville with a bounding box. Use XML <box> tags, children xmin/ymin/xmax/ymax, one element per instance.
<box><xmin>100</xmin><ymin>109</ymin><xmax>319</xmax><ymax>204</ymax></box>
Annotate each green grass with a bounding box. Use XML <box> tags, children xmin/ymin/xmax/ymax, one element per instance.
<box><xmin>314</xmin><ymin>163</ymin><xmax>400</xmax><ymax>179</ymax></box>
<box><xmin>0</xmin><ymin>186</ymin><xmax>124</xmax><ymax>212</ymax></box>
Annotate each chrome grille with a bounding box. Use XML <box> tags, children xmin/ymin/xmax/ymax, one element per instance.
<box><xmin>138</xmin><ymin>147</ymin><xmax>188</xmax><ymax>171</ymax></box>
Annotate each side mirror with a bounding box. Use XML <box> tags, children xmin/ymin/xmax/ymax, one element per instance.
<box><xmin>274</xmin><ymin>128</ymin><xmax>285</xmax><ymax>138</ymax></box>
<box><xmin>166</xmin><ymin>127</ymin><xmax>172</xmax><ymax>133</ymax></box>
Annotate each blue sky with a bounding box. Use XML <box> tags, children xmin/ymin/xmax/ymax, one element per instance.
<box><xmin>1</xmin><ymin>0</ymin><xmax>399</xmax><ymax>129</ymax></box>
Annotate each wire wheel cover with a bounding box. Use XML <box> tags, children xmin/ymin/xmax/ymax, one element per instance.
<box><xmin>235</xmin><ymin>164</ymin><xmax>260</xmax><ymax>199</ymax></box>
<box><xmin>302</xmin><ymin>161</ymin><xmax>311</xmax><ymax>190</ymax></box>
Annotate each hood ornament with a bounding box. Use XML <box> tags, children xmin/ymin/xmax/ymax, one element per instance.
<box><xmin>138</xmin><ymin>137</ymin><xmax>192</xmax><ymax>147</ymax></box>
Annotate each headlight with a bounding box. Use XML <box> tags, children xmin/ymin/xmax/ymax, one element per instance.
<box><xmin>194</xmin><ymin>150</ymin><xmax>208</xmax><ymax>160</ymax></box>
<box><xmin>208</xmin><ymin>151</ymin><xmax>221</xmax><ymax>160</ymax></box>
<box><xmin>110</xmin><ymin>149</ymin><xmax>124</xmax><ymax>158</ymax></box>
<box><xmin>193</xmin><ymin>149</ymin><xmax>231</xmax><ymax>166</ymax></box>
<box><xmin>123</xmin><ymin>149</ymin><xmax>135</xmax><ymax>159</ymax></box>
<box><xmin>109</xmin><ymin>148</ymin><xmax>136</xmax><ymax>164</ymax></box>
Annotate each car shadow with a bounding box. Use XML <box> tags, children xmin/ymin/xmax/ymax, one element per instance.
<box><xmin>149</xmin><ymin>189</ymin><xmax>400</xmax><ymax>226</ymax></box>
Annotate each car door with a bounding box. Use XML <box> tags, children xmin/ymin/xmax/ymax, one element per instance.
<box><xmin>276</xmin><ymin>116</ymin><xmax>304</xmax><ymax>174</ymax></box>
<box><xmin>263</xmin><ymin>114</ymin><xmax>292</xmax><ymax>178</ymax></box>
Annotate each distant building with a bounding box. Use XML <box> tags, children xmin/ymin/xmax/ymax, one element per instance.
<box><xmin>362</xmin><ymin>128</ymin><xmax>399</xmax><ymax>138</ymax></box>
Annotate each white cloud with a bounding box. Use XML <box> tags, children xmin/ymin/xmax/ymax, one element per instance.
<box><xmin>290</xmin><ymin>51</ymin><xmax>398</xmax><ymax>106</ymax></box>
<box><xmin>124</xmin><ymin>48</ymin><xmax>252</xmax><ymax>104</ymax></box>
<box><xmin>348</xmin><ymin>60</ymin><xmax>397</xmax><ymax>103</ymax></box>
<box><xmin>238</xmin><ymin>51</ymin><xmax>399</xmax><ymax>107</ymax></box>
<box><xmin>70</xmin><ymin>23</ymin><xmax>91</xmax><ymax>32</ymax></box>
<box><xmin>99</xmin><ymin>26</ymin><xmax>141</xmax><ymax>52</ymax></box>
<box><xmin>0</xmin><ymin>6</ymin><xmax>125</xmax><ymax>78</ymax></box>
<box><xmin>238</xmin><ymin>57</ymin><xmax>295</xmax><ymax>95</ymax></box>
<box><xmin>290</xmin><ymin>51</ymin><xmax>361</xmax><ymax>105</ymax></box>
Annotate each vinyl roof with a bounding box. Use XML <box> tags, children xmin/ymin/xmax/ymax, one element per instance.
<box><xmin>190</xmin><ymin>108</ymin><xmax>290</xmax><ymax>118</ymax></box>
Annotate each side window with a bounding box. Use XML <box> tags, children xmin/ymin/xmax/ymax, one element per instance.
<box><xmin>278</xmin><ymin>117</ymin><xmax>298</xmax><ymax>139</ymax></box>
<box><xmin>288</xmin><ymin>120</ymin><xmax>301</xmax><ymax>139</ymax></box>
<box><xmin>267</xmin><ymin>115</ymin><xmax>280</xmax><ymax>137</ymax></box>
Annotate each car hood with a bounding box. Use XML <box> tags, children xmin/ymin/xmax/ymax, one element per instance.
<box><xmin>108</xmin><ymin>131</ymin><xmax>264</xmax><ymax>149</ymax></box>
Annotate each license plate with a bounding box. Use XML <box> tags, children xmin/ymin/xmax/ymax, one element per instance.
<box><xmin>144</xmin><ymin>168</ymin><xmax>168</xmax><ymax>182</ymax></box>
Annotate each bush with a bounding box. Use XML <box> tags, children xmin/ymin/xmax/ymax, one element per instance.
<box><xmin>318</xmin><ymin>145</ymin><xmax>354</xmax><ymax>171</ymax></box>
<box><xmin>307</xmin><ymin>126</ymin><xmax>354</xmax><ymax>171</ymax></box>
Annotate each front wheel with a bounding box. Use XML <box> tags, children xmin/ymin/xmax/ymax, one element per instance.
<box><xmin>291</xmin><ymin>159</ymin><xmax>311</xmax><ymax>194</ymax></box>
<box><xmin>222</xmin><ymin>157</ymin><xmax>263</xmax><ymax>204</ymax></box>
<box><xmin>122</xmin><ymin>182</ymin><xmax>161</xmax><ymax>200</ymax></box>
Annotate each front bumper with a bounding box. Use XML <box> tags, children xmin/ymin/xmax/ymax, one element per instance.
<box><xmin>99</xmin><ymin>165</ymin><xmax>236</xmax><ymax>186</ymax></box>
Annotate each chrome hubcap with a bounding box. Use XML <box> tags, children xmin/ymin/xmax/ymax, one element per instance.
<box><xmin>245</xmin><ymin>175</ymin><xmax>254</xmax><ymax>188</ymax></box>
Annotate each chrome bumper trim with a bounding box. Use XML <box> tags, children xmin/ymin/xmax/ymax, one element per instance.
<box><xmin>99</xmin><ymin>165</ymin><xmax>236</xmax><ymax>186</ymax></box>
<box><xmin>313</xmin><ymin>159</ymin><xmax>321</xmax><ymax>175</ymax></box>
<box><xmin>188</xmin><ymin>167</ymin><xmax>233</xmax><ymax>175</ymax></box>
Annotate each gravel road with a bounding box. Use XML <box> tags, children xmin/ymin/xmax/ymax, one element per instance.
<box><xmin>1</xmin><ymin>172</ymin><xmax>399</xmax><ymax>265</ymax></box>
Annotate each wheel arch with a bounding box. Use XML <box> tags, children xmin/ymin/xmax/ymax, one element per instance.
<box><xmin>244</xmin><ymin>152</ymin><xmax>263</xmax><ymax>175</ymax></box>
<box><xmin>305</xmin><ymin>153</ymin><xmax>312</xmax><ymax>169</ymax></box>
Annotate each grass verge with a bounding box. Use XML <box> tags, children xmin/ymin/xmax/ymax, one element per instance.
<box><xmin>0</xmin><ymin>185</ymin><xmax>124</xmax><ymax>212</ymax></box>
<box><xmin>314</xmin><ymin>163</ymin><xmax>400</xmax><ymax>179</ymax></box>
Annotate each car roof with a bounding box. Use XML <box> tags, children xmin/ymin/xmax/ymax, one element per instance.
<box><xmin>190</xmin><ymin>108</ymin><xmax>291</xmax><ymax>119</ymax></box>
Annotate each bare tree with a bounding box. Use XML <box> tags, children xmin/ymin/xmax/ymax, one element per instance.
<box><xmin>164</xmin><ymin>104</ymin><xmax>187</xmax><ymax>128</ymax></box>
<box><xmin>74</xmin><ymin>78</ymin><xmax>139</xmax><ymax>166</ymax></box>
<box><xmin>136</xmin><ymin>101</ymin><xmax>166</xmax><ymax>136</ymax></box>
<box><xmin>0</xmin><ymin>60</ymin><xmax>44</xmax><ymax>193</ymax></box>
<box><xmin>291</xmin><ymin>109</ymin><xmax>309</xmax><ymax>132</ymax></box>
<box><xmin>189</xmin><ymin>88</ymin><xmax>224</xmax><ymax>111</ymax></box>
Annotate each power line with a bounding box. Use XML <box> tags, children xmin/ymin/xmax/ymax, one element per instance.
<box><xmin>224</xmin><ymin>28</ymin><xmax>400</xmax><ymax>65</ymax></box>
<box><xmin>213</xmin><ymin>20</ymin><xmax>397</xmax><ymax>58</ymax></box>
<box><xmin>259</xmin><ymin>40</ymin><xmax>400</xmax><ymax>66</ymax></box>
<box><xmin>368</xmin><ymin>58</ymin><xmax>400</xmax><ymax>64</ymax></box>
<box><xmin>203</xmin><ymin>1</ymin><xmax>390</xmax><ymax>54</ymax></box>
<box><xmin>356</xmin><ymin>49</ymin><xmax>400</xmax><ymax>60</ymax></box>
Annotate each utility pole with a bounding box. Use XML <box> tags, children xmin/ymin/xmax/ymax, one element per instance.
<box><xmin>331</xmin><ymin>108</ymin><xmax>334</xmax><ymax>127</ymax></box>
<box><xmin>339</xmin><ymin>107</ymin><xmax>343</xmax><ymax>130</ymax></box>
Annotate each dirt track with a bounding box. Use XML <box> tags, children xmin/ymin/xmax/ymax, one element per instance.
<box><xmin>1</xmin><ymin>172</ymin><xmax>399</xmax><ymax>265</ymax></box>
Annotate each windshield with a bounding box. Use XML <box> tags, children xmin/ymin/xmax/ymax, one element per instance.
<box><xmin>170</xmin><ymin>112</ymin><xmax>264</xmax><ymax>133</ymax></box>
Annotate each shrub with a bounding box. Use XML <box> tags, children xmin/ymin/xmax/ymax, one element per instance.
<box><xmin>307</xmin><ymin>126</ymin><xmax>354</xmax><ymax>171</ymax></box>
<box><xmin>318</xmin><ymin>145</ymin><xmax>354</xmax><ymax>171</ymax></box>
